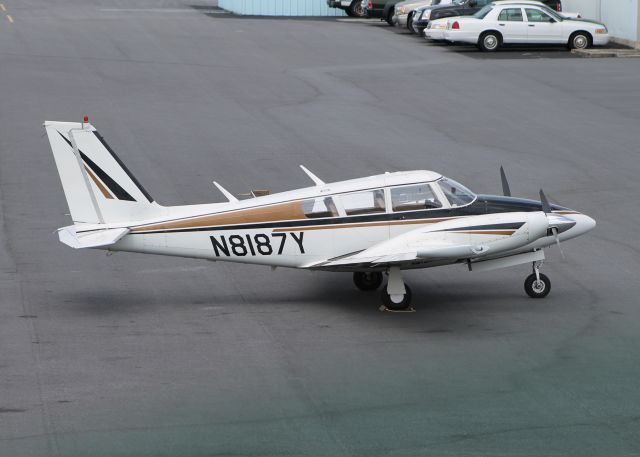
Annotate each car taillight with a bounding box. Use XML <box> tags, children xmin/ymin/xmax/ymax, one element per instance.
<box><xmin>452</xmin><ymin>21</ymin><xmax>460</xmax><ymax>29</ymax></box>
<box><xmin>557</xmin><ymin>3</ymin><xmax>562</xmax><ymax>11</ymax></box>
<box><xmin>368</xmin><ymin>0</ymin><xmax>372</xmax><ymax>9</ymax></box>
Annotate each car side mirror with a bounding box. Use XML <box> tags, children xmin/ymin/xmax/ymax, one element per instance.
<box><xmin>548</xmin><ymin>17</ymin><xmax>556</xmax><ymax>23</ymax></box>
<box><xmin>468</xmin><ymin>0</ymin><xmax>477</xmax><ymax>6</ymax></box>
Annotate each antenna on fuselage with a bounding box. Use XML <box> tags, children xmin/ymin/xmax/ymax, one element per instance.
<box><xmin>213</xmin><ymin>181</ymin><xmax>239</xmax><ymax>203</ymax></box>
<box><xmin>299</xmin><ymin>165</ymin><xmax>325</xmax><ymax>186</ymax></box>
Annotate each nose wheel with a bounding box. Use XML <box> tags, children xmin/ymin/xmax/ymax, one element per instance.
<box><xmin>524</xmin><ymin>261</ymin><xmax>551</xmax><ymax>298</ymax></box>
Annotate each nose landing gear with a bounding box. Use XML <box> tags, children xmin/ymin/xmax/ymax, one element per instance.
<box><xmin>524</xmin><ymin>260</ymin><xmax>551</xmax><ymax>298</ymax></box>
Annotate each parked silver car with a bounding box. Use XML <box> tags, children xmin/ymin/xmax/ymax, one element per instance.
<box><xmin>393</xmin><ymin>0</ymin><xmax>452</xmax><ymax>31</ymax></box>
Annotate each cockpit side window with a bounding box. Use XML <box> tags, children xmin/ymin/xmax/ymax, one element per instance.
<box><xmin>437</xmin><ymin>177</ymin><xmax>476</xmax><ymax>207</ymax></box>
<box><xmin>341</xmin><ymin>189</ymin><xmax>386</xmax><ymax>216</ymax></box>
<box><xmin>390</xmin><ymin>183</ymin><xmax>442</xmax><ymax>212</ymax></box>
<box><xmin>301</xmin><ymin>197</ymin><xmax>339</xmax><ymax>219</ymax></box>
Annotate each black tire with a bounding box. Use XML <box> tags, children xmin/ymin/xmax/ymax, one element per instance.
<box><xmin>385</xmin><ymin>7</ymin><xmax>395</xmax><ymax>26</ymax></box>
<box><xmin>524</xmin><ymin>273</ymin><xmax>551</xmax><ymax>299</ymax></box>
<box><xmin>381</xmin><ymin>284</ymin><xmax>413</xmax><ymax>310</ymax></box>
<box><xmin>348</xmin><ymin>0</ymin><xmax>366</xmax><ymax>18</ymax></box>
<box><xmin>568</xmin><ymin>31</ymin><xmax>591</xmax><ymax>50</ymax></box>
<box><xmin>353</xmin><ymin>271</ymin><xmax>383</xmax><ymax>291</ymax></box>
<box><xmin>478</xmin><ymin>31</ymin><xmax>501</xmax><ymax>52</ymax></box>
<box><xmin>407</xmin><ymin>12</ymin><xmax>416</xmax><ymax>33</ymax></box>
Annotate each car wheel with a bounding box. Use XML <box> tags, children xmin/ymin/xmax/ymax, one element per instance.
<box><xmin>568</xmin><ymin>31</ymin><xmax>591</xmax><ymax>50</ymax></box>
<box><xmin>348</xmin><ymin>0</ymin><xmax>366</xmax><ymax>17</ymax></box>
<box><xmin>385</xmin><ymin>7</ymin><xmax>395</xmax><ymax>25</ymax></box>
<box><xmin>407</xmin><ymin>12</ymin><xmax>416</xmax><ymax>33</ymax></box>
<box><xmin>478</xmin><ymin>31</ymin><xmax>501</xmax><ymax>52</ymax></box>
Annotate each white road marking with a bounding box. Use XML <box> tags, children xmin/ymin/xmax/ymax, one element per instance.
<box><xmin>99</xmin><ymin>8</ymin><xmax>227</xmax><ymax>14</ymax></box>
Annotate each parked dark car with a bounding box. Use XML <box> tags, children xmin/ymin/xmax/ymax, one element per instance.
<box><xmin>412</xmin><ymin>0</ymin><xmax>562</xmax><ymax>34</ymax></box>
<box><xmin>327</xmin><ymin>0</ymin><xmax>367</xmax><ymax>17</ymax></box>
<box><xmin>363</xmin><ymin>0</ymin><xmax>403</xmax><ymax>23</ymax></box>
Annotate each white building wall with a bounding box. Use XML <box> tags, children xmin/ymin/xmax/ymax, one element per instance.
<box><xmin>563</xmin><ymin>0</ymin><xmax>639</xmax><ymax>43</ymax></box>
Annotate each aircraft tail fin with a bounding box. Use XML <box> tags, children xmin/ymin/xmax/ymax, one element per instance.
<box><xmin>44</xmin><ymin>121</ymin><xmax>164</xmax><ymax>224</ymax></box>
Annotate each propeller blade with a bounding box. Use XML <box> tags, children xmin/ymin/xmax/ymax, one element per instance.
<box><xmin>552</xmin><ymin>227</ymin><xmax>565</xmax><ymax>260</ymax></box>
<box><xmin>500</xmin><ymin>166</ymin><xmax>511</xmax><ymax>197</ymax></box>
<box><xmin>539</xmin><ymin>189</ymin><xmax>551</xmax><ymax>214</ymax></box>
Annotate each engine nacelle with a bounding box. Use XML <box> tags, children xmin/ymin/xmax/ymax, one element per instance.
<box><xmin>409</xmin><ymin>211</ymin><xmax>549</xmax><ymax>259</ymax></box>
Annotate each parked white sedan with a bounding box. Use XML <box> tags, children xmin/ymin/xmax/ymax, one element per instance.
<box><xmin>424</xmin><ymin>17</ymin><xmax>450</xmax><ymax>40</ymax></box>
<box><xmin>443</xmin><ymin>2</ymin><xmax>609</xmax><ymax>51</ymax></box>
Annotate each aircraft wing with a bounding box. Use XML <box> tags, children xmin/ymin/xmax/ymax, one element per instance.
<box><xmin>306</xmin><ymin>211</ymin><xmax>551</xmax><ymax>270</ymax></box>
<box><xmin>308</xmin><ymin>243</ymin><xmax>476</xmax><ymax>270</ymax></box>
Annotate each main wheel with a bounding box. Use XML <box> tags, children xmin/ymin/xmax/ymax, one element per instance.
<box><xmin>353</xmin><ymin>271</ymin><xmax>383</xmax><ymax>291</ymax></box>
<box><xmin>568</xmin><ymin>31</ymin><xmax>591</xmax><ymax>50</ymax></box>
<box><xmin>381</xmin><ymin>284</ymin><xmax>413</xmax><ymax>310</ymax></box>
<box><xmin>348</xmin><ymin>0</ymin><xmax>366</xmax><ymax>18</ymax></box>
<box><xmin>478</xmin><ymin>31</ymin><xmax>501</xmax><ymax>52</ymax></box>
<box><xmin>524</xmin><ymin>273</ymin><xmax>551</xmax><ymax>298</ymax></box>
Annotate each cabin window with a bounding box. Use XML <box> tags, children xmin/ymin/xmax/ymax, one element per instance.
<box><xmin>341</xmin><ymin>189</ymin><xmax>386</xmax><ymax>216</ymax></box>
<box><xmin>391</xmin><ymin>184</ymin><xmax>442</xmax><ymax>212</ymax></box>
<box><xmin>498</xmin><ymin>8</ymin><xmax>524</xmax><ymax>22</ymax></box>
<box><xmin>301</xmin><ymin>197</ymin><xmax>339</xmax><ymax>219</ymax></box>
<box><xmin>438</xmin><ymin>177</ymin><xmax>476</xmax><ymax>207</ymax></box>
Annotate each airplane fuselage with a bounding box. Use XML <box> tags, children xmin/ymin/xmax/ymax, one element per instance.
<box><xmin>109</xmin><ymin>193</ymin><xmax>594</xmax><ymax>272</ymax></box>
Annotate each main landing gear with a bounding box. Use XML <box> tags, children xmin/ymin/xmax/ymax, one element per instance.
<box><xmin>353</xmin><ymin>267</ymin><xmax>413</xmax><ymax>311</ymax></box>
<box><xmin>524</xmin><ymin>260</ymin><xmax>551</xmax><ymax>298</ymax></box>
<box><xmin>353</xmin><ymin>271</ymin><xmax>383</xmax><ymax>291</ymax></box>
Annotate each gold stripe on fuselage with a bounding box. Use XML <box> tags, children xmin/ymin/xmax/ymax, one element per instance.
<box><xmin>131</xmin><ymin>202</ymin><xmax>307</xmax><ymax>233</ymax></box>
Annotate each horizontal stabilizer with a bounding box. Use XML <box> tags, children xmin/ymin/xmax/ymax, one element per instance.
<box><xmin>58</xmin><ymin>225</ymin><xmax>129</xmax><ymax>249</ymax></box>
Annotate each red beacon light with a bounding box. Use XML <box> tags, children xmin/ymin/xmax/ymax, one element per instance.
<box><xmin>82</xmin><ymin>115</ymin><xmax>89</xmax><ymax>128</ymax></box>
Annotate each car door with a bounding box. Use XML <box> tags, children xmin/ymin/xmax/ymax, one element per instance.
<box><xmin>524</xmin><ymin>8</ymin><xmax>563</xmax><ymax>43</ymax></box>
<box><xmin>496</xmin><ymin>7</ymin><xmax>528</xmax><ymax>43</ymax></box>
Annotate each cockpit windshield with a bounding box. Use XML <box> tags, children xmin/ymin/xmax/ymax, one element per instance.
<box><xmin>437</xmin><ymin>177</ymin><xmax>476</xmax><ymax>207</ymax></box>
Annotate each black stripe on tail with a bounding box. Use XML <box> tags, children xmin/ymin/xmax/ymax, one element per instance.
<box><xmin>57</xmin><ymin>132</ymin><xmax>136</xmax><ymax>202</ymax></box>
<box><xmin>94</xmin><ymin>132</ymin><xmax>154</xmax><ymax>203</ymax></box>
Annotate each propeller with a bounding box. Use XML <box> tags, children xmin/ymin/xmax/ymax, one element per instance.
<box><xmin>540</xmin><ymin>189</ymin><xmax>571</xmax><ymax>260</ymax></box>
<box><xmin>500</xmin><ymin>166</ymin><xmax>511</xmax><ymax>197</ymax></box>
<box><xmin>539</xmin><ymin>189</ymin><xmax>551</xmax><ymax>214</ymax></box>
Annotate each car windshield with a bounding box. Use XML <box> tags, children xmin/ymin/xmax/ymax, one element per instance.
<box><xmin>437</xmin><ymin>177</ymin><xmax>476</xmax><ymax>207</ymax></box>
<box><xmin>473</xmin><ymin>5</ymin><xmax>493</xmax><ymax>18</ymax></box>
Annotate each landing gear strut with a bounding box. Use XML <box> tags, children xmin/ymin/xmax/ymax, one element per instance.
<box><xmin>381</xmin><ymin>266</ymin><xmax>413</xmax><ymax>311</ymax></box>
<box><xmin>524</xmin><ymin>260</ymin><xmax>551</xmax><ymax>298</ymax></box>
<box><xmin>353</xmin><ymin>271</ymin><xmax>383</xmax><ymax>291</ymax></box>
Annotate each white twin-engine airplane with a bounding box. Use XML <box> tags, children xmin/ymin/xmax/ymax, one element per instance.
<box><xmin>45</xmin><ymin>120</ymin><xmax>595</xmax><ymax>310</ymax></box>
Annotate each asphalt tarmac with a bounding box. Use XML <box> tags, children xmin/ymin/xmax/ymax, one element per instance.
<box><xmin>1</xmin><ymin>2</ymin><xmax>640</xmax><ymax>456</ymax></box>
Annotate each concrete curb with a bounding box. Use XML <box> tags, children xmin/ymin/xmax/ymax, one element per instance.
<box><xmin>572</xmin><ymin>48</ymin><xmax>640</xmax><ymax>58</ymax></box>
